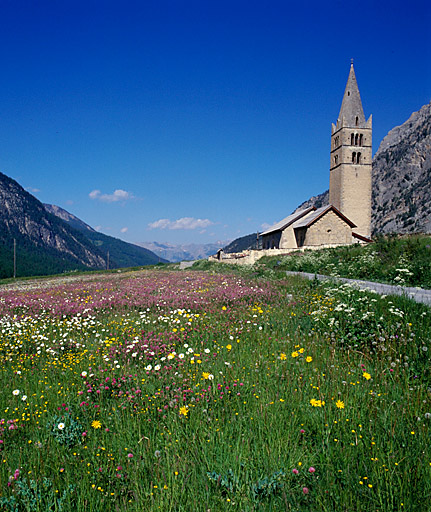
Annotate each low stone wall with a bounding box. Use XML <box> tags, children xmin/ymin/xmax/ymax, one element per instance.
<box><xmin>209</xmin><ymin>244</ymin><xmax>351</xmax><ymax>266</ymax></box>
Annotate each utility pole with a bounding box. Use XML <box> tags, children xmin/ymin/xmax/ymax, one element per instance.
<box><xmin>107</xmin><ymin>251</ymin><xmax>110</xmax><ymax>270</ymax></box>
<box><xmin>13</xmin><ymin>238</ymin><xmax>16</xmax><ymax>278</ymax></box>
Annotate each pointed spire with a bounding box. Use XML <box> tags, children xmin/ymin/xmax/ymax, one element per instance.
<box><xmin>337</xmin><ymin>62</ymin><xmax>366</xmax><ymax>128</ymax></box>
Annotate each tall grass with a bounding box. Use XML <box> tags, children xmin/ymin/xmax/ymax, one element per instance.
<box><xmin>0</xmin><ymin>269</ymin><xmax>429</xmax><ymax>511</ymax></box>
<box><xmin>257</xmin><ymin>234</ymin><xmax>431</xmax><ymax>289</ymax></box>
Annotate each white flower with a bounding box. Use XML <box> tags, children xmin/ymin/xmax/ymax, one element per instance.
<box><xmin>12</xmin><ymin>389</ymin><xmax>20</xmax><ymax>396</ymax></box>
<box><xmin>145</xmin><ymin>365</ymin><xmax>152</xmax><ymax>371</ymax></box>
<box><xmin>81</xmin><ymin>371</ymin><xmax>87</xmax><ymax>377</ymax></box>
<box><xmin>154</xmin><ymin>365</ymin><xmax>161</xmax><ymax>371</ymax></box>
<box><xmin>179</xmin><ymin>353</ymin><xmax>185</xmax><ymax>359</ymax></box>
<box><xmin>58</xmin><ymin>423</ymin><xmax>65</xmax><ymax>430</ymax></box>
<box><xmin>21</xmin><ymin>395</ymin><xmax>27</xmax><ymax>401</ymax></box>
<box><xmin>204</xmin><ymin>348</ymin><xmax>210</xmax><ymax>354</ymax></box>
<box><xmin>208</xmin><ymin>374</ymin><xmax>214</xmax><ymax>380</ymax></box>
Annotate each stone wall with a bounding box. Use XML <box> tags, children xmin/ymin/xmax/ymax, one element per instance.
<box><xmin>303</xmin><ymin>210</ymin><xmax>353</xmax><ymax>246</ymax></box>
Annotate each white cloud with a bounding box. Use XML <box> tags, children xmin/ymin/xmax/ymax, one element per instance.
<box><xmin>26</xmin><ymin>187</ymin><xmax>40</xmax><ymax>193</ymax></box>
<box><xmin>120</xmin><ymin>227</ymin><xmax>128</xmax><ymax>233</ymax></box>
<box><xmin>148</xmin><ymin>217</ymin><xmax>214</xmax><ymax>230</ymax></box>
<box><xmin>89</xmin><ymin>189</ymin><xmax>133</xmax><ymax>203</ymax></box>
<box><xmin>260</xmin><ymin>222</ymin><xmax>272</xmax><ymax>230</ymax></box>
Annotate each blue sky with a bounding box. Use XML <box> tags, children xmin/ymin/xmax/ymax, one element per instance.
<box><xmin>0</xmin><ymin>0</ymin><xmax>430</xmax><ymax>245</ymax></box>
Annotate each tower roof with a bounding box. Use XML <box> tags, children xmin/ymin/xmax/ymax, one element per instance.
<box><xmin>337</xmin><ymin>63</ymin><xmax>366</xmax><ymax>128</ymax></box>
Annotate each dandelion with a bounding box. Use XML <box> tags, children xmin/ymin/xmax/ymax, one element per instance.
<box><xmin>363</xmin><ymin>372</ymin><xmax>371</xmax><ymax>380</ymax></box>
<box><xmin>58</xmin><ymin>423</ymin><xmax>65</xmax><ymax>430</ymax></box>
<box><xmin>202</xmin><ymin>372</ymin><xmax>210</xmax><ymax>380</ymax></box>
<box><xmin>179</xmin><ymin>406</ymin><xmax>189</xmax><ymax>417</ymax></box>
<box><xmin>336</xmin><ymin>400</ymin><xmax>345</xmax><ymax>409</ymax></box>
<box><xmin>12</xmin><ymin>390</ymin><xmax>20</xmax><ymax>396</ymax></box>
<box><xmin>91</xmin><ymin>420</ymin><xmax>102</xmax><ymax>429</ymax></box>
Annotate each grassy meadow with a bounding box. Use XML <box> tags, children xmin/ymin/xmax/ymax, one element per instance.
<box><xmin>255</xmin><ymin>234</ymin><xmax>431</xmax><ymax>289</ymax></box>
<box><xmin>0</xmin><ymin>267</ymin><xmax>430</xmax><ymax>511</ymax></box>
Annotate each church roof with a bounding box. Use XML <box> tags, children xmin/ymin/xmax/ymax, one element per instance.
<box><xmin>337</xmin><ymin>63</ymin><xmax>366</xmax><ymax>128</ymax></box>
<box><xmin>292</xmin><ymin>204</ymin><xmax>356</xmax><ymax>229</ymax></box>
<box><xmin>260</xmin><ymin>207</ymin><xmax>315</xmax><ymax>236</ymax></box>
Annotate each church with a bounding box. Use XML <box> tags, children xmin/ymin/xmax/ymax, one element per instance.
<box><xmin>260</xmin><ymin>62</ymin><xmax>372</xmax><ymax>251</ymax></box>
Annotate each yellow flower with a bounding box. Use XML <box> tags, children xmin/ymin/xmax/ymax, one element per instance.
<box><xmin>226</xmin><ymin>344</ymin><xmax>232</xmax><ymax>351</ymax></box>
<box><xmin>306</xmin><ymin>356</ymin><xmax>312</xmax><ymax>363</ymax></box>
<box><xmin>310</xmin><ymin>399</ymin><xmax>325</xmax><ymax>407</ymax></box>
<box><xmin>363</xmin><ymin>372</ymin><xmax>371</xmax><ymax>380</ymax></box>
<box><xmin>179</xmin><ymin>406</ymin><xmax>189</xmax><ymax>417</ymax></box>
<box><xmin>291</xmin><ymin>351</ymin><xmax>299</xmax><ymax>358</ymax></box>
<box><xmin>202</xmin><ymin>372</ymin><xmax>210</xmax><ymax>380</ymax></box>
<box><xmin>336</xmin><ymin>400</ymin><xmax>345</xmax><ymax>409</ymax></box>
<box><xmin>299</xmin><ymin>348</ymin><xmax>305</xmax><ymax>354</ymax></box>
<box><xmin>280</xmin><ymin>353</ymin><xmax>287</xmax><ymax>360</ymax></box>
<box><xmin>92</xmin><ymin>420</ymin><xmax>102</xmax><ymax>429</ymax></box>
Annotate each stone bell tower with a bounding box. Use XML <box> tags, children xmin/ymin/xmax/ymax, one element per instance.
<box><xmin>329</xmin><ymin>62</ymin><xmax>372</xmax><ymax>238</ymax></box>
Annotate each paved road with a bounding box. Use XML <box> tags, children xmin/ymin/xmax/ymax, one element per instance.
<box><xmin>285</xmin><ymin>271</ymin><xmax>431</xmax><ymax>306</ymax></box>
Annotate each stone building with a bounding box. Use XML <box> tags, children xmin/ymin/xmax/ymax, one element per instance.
<box><xmin>260</xmin><ymin>62</ymin><xmax>372</xmax><ymax>251</ymax></box>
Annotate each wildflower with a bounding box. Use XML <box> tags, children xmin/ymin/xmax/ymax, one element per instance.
<box><xmin>280</xmin><ymin>353</ymin><xmax>287</xmax><ymax>360</ymax></box>
<box><xmin>292</xmin><ymin>468</ymin><xmax>299</xmax><ymax>475</ymax></box>
<box><xmin>58</xmin><ymin>423</ymin><xmax>65</xmax><ymax>430</ymax></box>
<box><xmin>306</xmin><ymin>356</ymin><xmax>312</xmax><ymax>363</ymax></box>
<box><xmin>145</xmin><ymin>365</ymin><xmax>152</xmax><ymax>371</ymax></box>
<box><xmin>91</xmin><ymin>420</ymin><xmax>102</xmax><ymax>429</ymax></box>
<box><xmin>179</xmin><ymin>406</ymin><xmax>189</xmax><ymax>417</ymax></box>
<box><xmin>302</xmin><ymin>487</ymin><xmax>309</xmax><ymax>494</ymax></box>
<box><xmin>310</xmin><ymin>399</ymin><xmax>325</xmax><ymax>407</ymax></box>
<box><xmin>154</xmin><ymin>365</ymin><xmax>161</xmax><ymax>371</ymax></box>
<box><xmin>308</xmin><ymin>467</ymin><xmax>316</xmax><ymax>473</ymax></box>
<box><xmin>226</xmin><ymin>344</ymin><xmax>232</xmax><ymax>351</ymax></box>
<box><xmin>154</xmin><ymin>450</ymin><xmax>161</xmax><ymax>458</ymax></box>
<box><xmin>202</xmin><ymin>372</ymin><xmax>210</xmax><ymax>380</ymax></box>
<box><xmin>167</xmin><ymin>353</ymin><xmax>175</xmax><ymax>360</ymax></box>
<box><xmin>336</xmin><ymin>400</ymin><xmax>345</xmax><ymax>409</ymax></box>
<box><xmin>363</xmin><ymin>372</ymin><xmax>371</xmax><ymax>380</ymax></box>
<box><xmin>12</xmin><ymin>390</ymin><xmax>20</xmax><ymax>396</ymax></box>
<box><xmin>21</xmin><ymin>395</ymin><xmax>27</xmax><ymax>401</ymax></box>
<box><xmin>127</xmin><ymin>453</ymin><xmax>133</xmax><ymax>458</ymax></box>
<box><xmin>81</xmin><ymin>371</ymin><xmax>87</xmax><ymax>377</ymax></box>
<box><xmin>291</xmin><ymin>351</ymin><xmax>299</xmax><ymax>358</ymax></box>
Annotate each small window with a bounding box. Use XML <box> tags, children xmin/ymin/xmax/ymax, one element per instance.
<box><xmin>355</xmin><ymin>116</ymin><xmax>359</xmax><ymax>126</ymax></box>
<box><xmin>359</xmin><ymin>134</ymin><xmax>363</xmax><ymax>146</ymax></box>
<box><xmin>355</xmin><ymin>133</ymin><xmax>359</xmax><ymax>145</ymax></box>
<box><xmin>350</xmin><ymin>133</ymin><xmax>354</xmax><ymax>145</ymax></box>
<box><xmin>352</xmin><ymin>152</ymin><xmax>356</xmax><ymax>163</ymax></box>
<box><xmin>334</xmin><ymin>155</ymin><xmax>338</xmax><ymax>165</ymax></box>
<box><xmin>357</xmin><ymin>152</ymin><xmax>361</xmax><ymax>163</ymax></box>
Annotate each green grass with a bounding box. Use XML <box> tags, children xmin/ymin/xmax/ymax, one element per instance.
<box><xmin>255</xmin><ymin>234</ymin><xmax>431</xmax><ymax>289</ymax></box>
<box><xmin>0</xmin><ymin>268</ymin><xmax>429</xmax><ymax>511</ymax></box>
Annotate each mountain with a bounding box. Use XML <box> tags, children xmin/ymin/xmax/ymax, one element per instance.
<box><xmin>139</xmin><ymin>241</ymin><xmax>228</xmax><ymax>262</ymax></box>
<box><xmin>223</xmin><ymin>233</ymin><xmax>259</xmax><ymax>253</ymax></box>
<box><xmin>371</xmin><ymin>102</ymin><xmax>431</xmax><ymax>234</ymax></box>
<box><xmin>225</xmin><ymin>101</ymin><xmax>431</xmax><ymax>251</ymax></box>
<box><xmin>0</xmin><ymin>171</ymin><xmax>107</xmax><ymax>278</ymax></box>
<box><xmin>45</xmin><ymin>204</ymin><xmax>167</xmax><ymax>267</ymax></box>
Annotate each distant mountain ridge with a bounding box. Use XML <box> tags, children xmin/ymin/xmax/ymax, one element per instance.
<box><xmin>225</xmin><ymin>101</ymin><xmax>431</xmax><ymax>252</ymax></box>
<box><xmin>45</xmin><ymin>204</ymin><xmax>167</xmax><ymax>268</ymax></box>
<box><xmin>139</xmin><ymin>240</ymin><xmax>228</xmax><ymax>262</ymax></box>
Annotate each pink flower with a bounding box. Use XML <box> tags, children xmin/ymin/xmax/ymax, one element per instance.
<box><xmin>302</xmin><ymin>487</ymin><xmax>309</xmax><ymax>494</ymax></box>
<box><xmin>127</xmin><ymin>453</ymin><xmax>133</xmax><ymax>458</ymax></box>
<box><xmin>308</xmin><ymin>467</ymin><xmax>316</xmax><ymax>473</ymax></box>
<box><xmin>300</xmin><ymin>429</ymin><xmax>305</xmax><ymax>434</ymax></box>
<box><xmin>292</xmin><ymin>468</ymin><xmax>299</xmax><ymax>475</ymax></box>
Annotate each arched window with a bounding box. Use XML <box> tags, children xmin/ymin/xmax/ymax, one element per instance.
<box><xmin>352</xmin><ymin>152</ymin><xmax>356</xmax><ymax>163</ymax></box>
<box><xmin>355</xmin><ymin>133</ymin><xmax>359</xmax><ymax>145</ymax></box>
<box><xmin>355</xmin><ymin>116</ymin><xmax>359</xmax><ymax>126</ymax></box>
<box><xmin>350</xmin><ymin>133</ymin><xmax>354</xmax><ymax>145</ymax></box>
<box><xmin>357</xmin><ymin>152</ymin><xmax>361</xmax><ymax>164</ymax></box>
<box><xmin>359</xmin><ymin>134</ymin><xmax>363</xmax><ymax>146</ymax></box>
<box><xmin>334</xmin><ymin>155</ymin><xmax>338</xmax><ymax>165</ymax></box>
